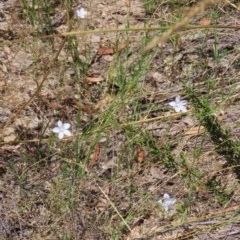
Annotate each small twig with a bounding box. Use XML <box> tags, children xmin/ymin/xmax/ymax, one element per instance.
<box><xmin>9</xmin><ymin>24</ymin><xmax>240</xmax><ymax>44</ymax></box>
<box><xmin>98</xmin><ymin>185</ymin><xmax>132</xmax><ymax>232</ymax></box>
<box><xmin>0</xmin><ymin>112</ymin><xmax>184</xmax><ymax>145</ymax></box>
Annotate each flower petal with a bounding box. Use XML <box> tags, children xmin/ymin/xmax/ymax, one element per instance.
<box><xmin>179</xmin><ymin>106</ymin><xmax>187</xmax><ymax>112</ymax></box>
<box><xmin>158</xmin><ymin>194</ymin><xmax>176</xmax><ymax>211</ymax></box>
<box><xmin>173</xmin><ymin>106</ymin><xmax>182</xmax><ymax>112</ymax></box>
<box><xmin>58</xmin><ymin>132</ymin><xmax>64</xmax><ymax>139</ymax></box>
<box><xmin>52</xmin><ymin>127</ymin><xmax>60</xmax><ymax>133</ymax></box>
<box><xmin>63</xmin><ymin>129</ymin><xmax>71</xmax><ymax>137</ymax></box>
<box><xmin>77</xmin><ymin>8</ymin><xmax>87</xmax><ymax>18</ymax></box>
<box><xmin>168</xmin><ymin>198</ymin><xmax>176</xmax><ymax>205</ymax></box>
<box><xmin>181</xmin><ymin>100</ymin><xmax>188</xmax><ymax>105</ymax></box>
<box><xmin>163</xmin><ymin>193</ymin><xmax>170</xmax><ymax>200</ymax></box>
<box><xmin>57</xmin><ymin>120</ymin><xmax>63</xmax><ymax>128</ymax></box>
<box><xmin>63</xmin><ymin>123</ymin><xmax>70</xmax><ymax>130</ymax></box>
<box><xmin>163</xmin><ymin>204</ymin><xmax>169</xmax><ymax>211</ymax></box>
<box><xmin>169</xmin><ymin>101</ymin><xmax>177</xmax><ymax>107</ymax></box>
<box><xmin>175</xmin><ymin>96</ymin><xmax>181</xmax><ymax>103</ymax></box>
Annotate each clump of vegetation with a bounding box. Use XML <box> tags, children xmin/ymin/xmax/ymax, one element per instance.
<box><xmin>188</xmin><ymin>89</ymin><xmax>240</xmax><ymax>179</ymax></box>
<box><xmin>0</xmin><ymin>0</ymin><xmax>240</xmax><ymax>239</ymax></box>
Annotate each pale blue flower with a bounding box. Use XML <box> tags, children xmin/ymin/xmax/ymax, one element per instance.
<box><xmin>158</xmin><ymin>193</ymin><xmax>176</xmax><ymax>211</ymax></box>
<box><xmin>169</xmin><ymin>96</ymin><xmax>188</xmax><ymax>112</ymax></box>
<box><xmin>52</xmin><ymin>120</ymin><xmax>71</xmax><ymax>139</ymax></box>
<box><xmin>76</xmin><ymin>7</ymin><xmax>88</xmax><ymax>19</ymax></box>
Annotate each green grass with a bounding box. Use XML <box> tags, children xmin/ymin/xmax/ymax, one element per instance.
<box><xmin>142</xmin><ymin>0</ymin><xmax>194</xmax><ymax>14</ymax></box>
<box><xmin>187</xmin><ymin>88</ymin><xmax>240</xmax><ymax>179</ymax></box>
<box><xmin>1</xmin><ymin>0</ymin><xmax>239</xmax><ymax>239</ymax></box>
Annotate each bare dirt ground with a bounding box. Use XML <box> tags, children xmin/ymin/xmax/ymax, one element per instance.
<box><xmin>0</xmin><ymin>0</ymin><xmax>240</xmax><ymax>239</ymax></box>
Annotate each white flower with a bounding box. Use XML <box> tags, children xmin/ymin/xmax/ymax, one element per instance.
<box><xmin>169</xmin><ymin>95</ymin><xmax>188</xmax><ymax>112</ymax></box>
<box><xmin>52</xmin><ymin>120</ymin><xmax>71</xmax><ymax>139</ymax></box>
<box><xmin>158</xmin><ymin>193</ymin><xmax>176</xmax><ymax>211</ymax></box>
<box><xmin>76</xmin><ymin>7</ymin><xmax>88</xmax><ymax>19</ymax></box>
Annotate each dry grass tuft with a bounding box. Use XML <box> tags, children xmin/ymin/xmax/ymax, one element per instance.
<box><xmin>144</xmin><ymin>0</ymin><xmax>226</xmax><ymax>51</ymax></box>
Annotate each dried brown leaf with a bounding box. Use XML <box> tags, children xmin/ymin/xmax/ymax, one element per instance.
<box><xmin>150</xmin><ymin>166</ymin><xmax>164</xmax><ymax>180</ymax></box>
<box><xmin>86</xmin><ymin>76</ymin><xmax>104</xmax><ymax>83</ymax></box>
<box><xmin>97</xmin><ymin>43</ymin><xmax>126</xmax><ymax>55</ymax></box>
<box><xmin>136</xmin><ymin>144</ymin><xmax>145</xmax><ymax>163</ymax></box>
<box><xmin>198</xmin><ymin>17</ymin><xmax>211</xmax><ymax>25</ymax></box>
<box><xmin>89</xmin><ymin>143</ymin><xmax>100</xmax><ymax>167</ymax></box>
<box><xmin>185</xmin><ymin>126</ymin><xmax>205</xmax><ymax>136</ymax></box>
<box><xmin>94</xmin><ymin>95</ymin><xmax>113</xmax><ymax>112</ymax></box>
<box><xmin>3</xmin><ymin>134</ymin><xmax>16</xmax><ymax>142</ymax></box>
<box><xmin>124</xmin><ymin>0</ymin><xmax>131</xmax><ymax>7</ymax></box>
<box><xmin>0</xmin><ymin>80</ymin><xmax>6</xmax><ymax>91</ymax></box>
<box><xmin>97</xmin><ymin>46</ymin><xmax>114</xmax><ymax>55</ymax></box>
